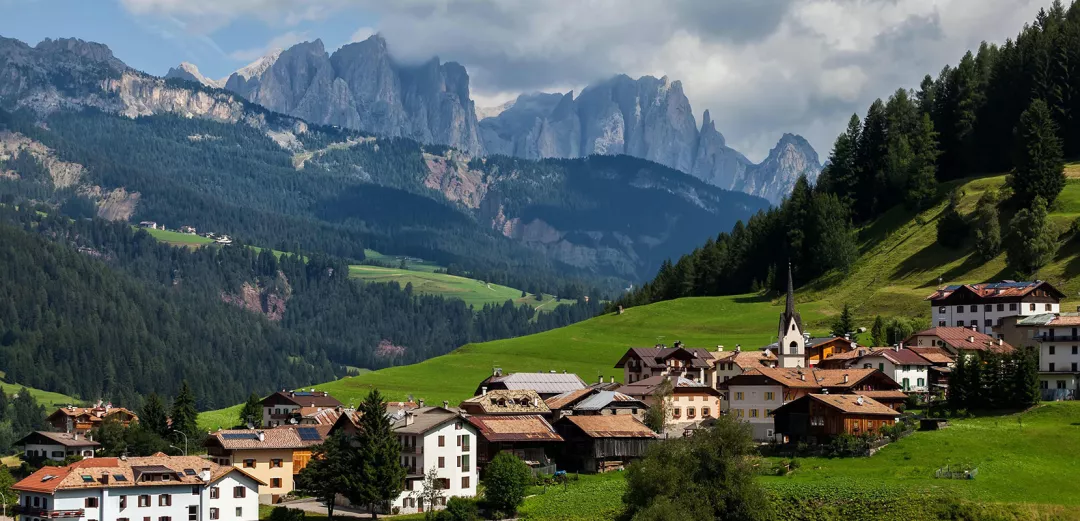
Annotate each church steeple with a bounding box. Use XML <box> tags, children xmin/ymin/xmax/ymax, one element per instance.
<box><xmin>777</xmin><ymin>262</ymin><xmax>805</xmax><ymax>368</ymax></box>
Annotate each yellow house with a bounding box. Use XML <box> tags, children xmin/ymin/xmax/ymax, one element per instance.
<box><xmin>205</xmin><ymin>426</ymin><xmax>330</xmax><ymax>504</ymax></box>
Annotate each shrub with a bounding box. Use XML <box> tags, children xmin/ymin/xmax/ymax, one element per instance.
<box><xmin>483</xmin><ymin>452</ymin><xmax>531</xmax><ymax>518</ymax></box>
<box><xmin>267</xmin><ymin>507</ymin><xmax>305</xmax><ymax>521</ymax></box>
<box><xmin>435</xmin><ymin>497</ymin><xmax>479</xmax><ymax>521</ymax></box>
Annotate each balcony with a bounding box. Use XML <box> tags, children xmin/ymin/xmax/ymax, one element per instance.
<box><xmin>14</xmin><ymin>507</ymin><xmax>85</xmax><ymax>518</ymax></box>
<box><xmin>1037</xmin><ymin>334</ymin><xmax>1080</xmax><ymax>342</ymax></box>
<box><xmin>401</xmin><ymin>445</ymin><xmax>423</xmax><ymax>454</ymax></box>
<box><xmin>461</xmin><ymin>443</ymin><xmax>470</xmax><ymax>453</ymax></box>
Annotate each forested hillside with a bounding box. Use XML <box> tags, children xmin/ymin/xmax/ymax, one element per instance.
<box><xmin>0</xmin><ymin>203</ymin><xmax>602</xmax><ymax>410</ymax></box>
<box><xmin>615</xmin><ymin>1</ymin><xmax>1080</xmax><ymax>309</ymax></box>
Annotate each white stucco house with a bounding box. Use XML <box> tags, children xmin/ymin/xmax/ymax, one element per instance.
<box><xmin>13</xmin><ymin>454</ymin><xmax>262</xmax><ymax>521</ymax></box>
<box><xmin>17</xmin><ymin>431</ymin><xmax>99</xmax><ymax>461</ymax></box>
<box><xmin>393</xmin><ymin>407</ymin><xmax>480</xmax><ymax>515</ymax></box>
<box><xmin>853</xmin><ymin>348</ymin><xmax>932</xmax><ymax>393</ymax></box>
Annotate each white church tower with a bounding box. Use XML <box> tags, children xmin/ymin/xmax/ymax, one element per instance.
<box><xmin>777</xmin><ymin>263</ymin><xmax>805</xmax><ymax>368</ymax></box>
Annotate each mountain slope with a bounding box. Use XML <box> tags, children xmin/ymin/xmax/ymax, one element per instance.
<box><xmin>479</xmin><ymin>76</ymin><xmax>822</xmax><ymax>204</ymax></box>
<box><xmin>0</xmin><ymin>35</ymin><xmax>767</xmax><ymax>282</ymax></box>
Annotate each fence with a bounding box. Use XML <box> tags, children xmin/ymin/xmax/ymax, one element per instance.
<box><xmin>934</xmin><ymin>465</ymin><xmax>978</xmax><ymax>480</ymax></box>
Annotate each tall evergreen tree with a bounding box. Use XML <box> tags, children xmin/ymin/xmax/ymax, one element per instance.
<box><xmin>810</xmin><ymin>193</ymin><xmax>858</xmax><ymax>274</ymax></box>
<box><xmin>296</xmin><ymin>432</ymin><xmax>356</xmax><ymax>520</ymax></box>
<box><xmin>855</xmin><ymin>100</ymin><xmax>890</xmax><ymax>221</ymax></box>
<box><xmin>1006</xmin><ymin>196</ymin><xmax>1058</xmax><ymax>277</ymax></box>
<box><xmin>783</xmin><ymin>176</ymin><xmax>814</xmax><ymax>277</ymax></box>
<box><xmin>1012</xmin><ymin>346</ymin><xmax>1042</xmax><ymax>407</ymax></box>
<box><xmin>906</xmin><ymin>114</ymin><xmax>940</xmax><ymax>209</ymax></box>
<box><xmin>238</xmin><ymin>393</ymin><xmax>263</xmax><ymax>428</ymax></box>
<box><xmin>830</xmin><ymin>304</ymin><xmax>856</xmax><ymax>338</ymax></box>
<box><xmin>816</xmin><ymin>114</ymin><xmax>862</xmax><ymax>207</ymax></box>
<box><xmin>871</xmin><ymin>316</ymin><xmax>887</xmax><ymax>347</ymax></box>
<box><xmin>170</xmin><ymin>381</ymin><xmax>199</xmax><ymax>443</ymax></box>
<box><xmin>947</xmin><ymin>353</ymin><xmax>970</xmax><ymax>411</ymax></box>
<box><xmin>350</xmin><ymin>389</ymin><xmax>405</xmax><ymax>519</ymax></box>
<box><xmin>973</xmin><ymin>190</ymin><xmax>1002</xmax><ymax>261</ymax></box>
<box><xmin>140</xmin><ymin>393</ymin><xmax>169</xmax><ymax>438</ymax></box>
<box><xmin>937</xmin><ymin>189</ymin><xmax>969</xmax><ymax>249</ymax></box>
<box><xmin>1011</xmin><ymin>99</ymin><xmax>1066</xmax><ymax>206</ymax></box>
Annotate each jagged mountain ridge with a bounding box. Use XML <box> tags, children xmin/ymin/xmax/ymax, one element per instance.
<box><xmin>0</xmin><ymin>34</ymin><xmax>768</xmax><ymax>280</ymax></box>
<box><xmin>479</xmin><ymin>76</ymin><xmax>822</xmax><ymax>204</ymax></box>
<box><xmin>173</xmin><ymin>39</ymin><xmax>818</xmax><ymax>203</ymax></box>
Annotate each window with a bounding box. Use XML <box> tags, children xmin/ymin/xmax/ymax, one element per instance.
<box><xmin>1046</xmin><ymin>304</ymin><xmax>1053</xmax><ymax>311</ymax></box>
<box><xmin>878</xmin><ymin>363</ymin><xmax>885</xmax><ymax>372</ymax></box>
<box><xmin>687</xmin><ymin>407</ymin><xmax>696</xmax><ymax>419</ymax></box>
<box><xmin>938</xmin><ymin>306</ymin><xmax>946</xmax><ymax>314</ymax></box>
<box><xmin>997</xmin><ymin>304</ymin><xmax>1004</xmax><ymax>311</ymax></box>
<box><xmin>455</xmin><ymin>421</ymin><xmax>462</xmax><ymax>430</ymax></box>
<box><xmin>902</xmin><ymin>378</ymin><xmax>910</xmax><ymax>391</ymax></box>
<box><xmin>438</xmin><ymin>457</ymin><xmax>445</xmax><ymax>468</ymax></box>
<box><xmin>984</xmin><ymin>319</ymin><xmax>992</xmax><ymax>327</ymax></box>
<box><xmin>970</xmin><ymin>305</ymin><xmax>977</xmax><ymax>312</ymax></box>
<box><xmin>138</xmin><ymin>495</ymin><xmax>150</xmax><ymax>507</ymax></box>
<box><xmin>735</xmin><ymin>392</ymin><xmax>744</xmax><ymax>400</ymax></box>
<box><xmin>462</xmin><ymin>477</ymin><xmax>471</xmax><ymax>489</ymax></box>
<box><xmin>1073</xmin><ymin>346</ymin><xmax>1078</xmax><ymax>355</ymax></box>
<box><xmin>1010</xmin><ymin>303</ymin><xmax>1017</xmax><ymax>311</ymax></box>
<box><xmin>188</xmin><ymin>506</ymin><xmax>197</xmax><ymax>521</ymax></box>
<box><xmin>461</xmin><ymin>454</ymin><xmax>471</xmax><ymax>472</ymax></box>
<box><xmin>956</xmin><ymin>305</ymin><xmax>964</xmax><ymax>313</ymax></box>
<box><xmin>1040</xmin><ymin>381</ymin><xmax>1049</xmax><ymax>389</ymax></box>
<box><xmin>209</xmin><ymin>509</ymin><xmax>219</xmax><ymax>521</ymax></box>
<box><xmin>438</xmin><ymin>435</ymin><xmax>445</xmax><ymax>447</ymax></box>
<box><xmin>1057</xmin><ymin>380</ymin><xmax>1067</xmax><ymax>389</ymax></box>
<box><xmin>917</xmin><ymin>378</ymin><xmax>925</xmax><ymax>387</ymax></box>
<box><xmin>766</xmin><ymin>409</ymin><xmax>774</xmax><ymax>417</ymax></box>
<box><xmin>1050</xmin><ymin>346</ymin><xmax>1056</xmax><ymax>355</ymax></box>
<box><xmin>788</xmin><ymin>341</ymin><xmax>798</xmax><ymax>354</ymax></box>
<box><xmin>210</xmin><ymin>487</ymin><xmax>219</xmax><ymax>499</ymax></box>
<box><xmin>811</xmin><ymin>416</ymin><xmax>824</xmax><ymax>426</ymax></box>
<box><xmin>159</xmin><ymin>517</ymin><xmax>171</xmax><ymax>521</ymax></box>
<box><xmin>1030</xmin><ymin>303</ymin><xmax>1036</xmax><ymax>311</ymax></box>
<box><xmin>52</xmin><ymin>451</ymin><xmax>64</xmax><ymax>458</ymax></box>
<box><xmin>903</xmin><ymin>365</ymin><xmax>911</xmax><ymax>371</ymax></box>
<box><xmin>956</xmin><ymin>321</ymin><xmax>964</xmax><ymax>327</ymax></box>
<box><xmin>749</xmin><ymin>409</ymin><xmax>758</xmax><ymax>418</ymax></box>
<box><xmin>456</xmin><ymin>455</ymin><xmax>461</xmax><ymax>468</ymax></box>
<box><xmin>764</xmin><ymin>392</ymin><xmax>775</xmax><ymax>401</ymax></box>
<box><xmin>233</xmin><ymin>487</ymin><xmax>246</xmax><ymax>498</ymax></box>
<box><xmin>970</xmin><ymin>320</ymin><xmax>978</xmax><ymax>327</ymax></box>
<box><xmin>270</xmin><ymin>459</ymin><xmax>283</xmax><ymax>468</ymax></box>
<box><xmin>1050</xmin><ymin>363</ymin><xmax>1056</xmax><ymax>372</ymax></box>
<box><xmin>984</xmin><ymin>304</ymin><xmax>992</xmax><ymax>312</ymax></box>
<box><xmin>191</xmin><ymin>486</ymin><xmax>199</xmax><ymax>495</ymax></box>
<box><xmin>672</xmin><ymin>407</ymin><xmax>681</xmax><ymax>418</ymax></box>
<box><xmin>159</xmin><ymin>494</ymin><xmax>171</xmax><ymax>507</ymax></box>
<box><xmin>271</xmin><ymin>478</ymin><xmax>282</xmax><ymax>488</ymax></box>
<box><xmin>243</xmin><ymin>459</ymin><xmax>255</xmax><ymax>468</ymax></box>
<box><xmin>120</xmin><ymin>496</ymin><xmax>128</xmax><ymax>509</ymax></box>
<box><xmin>938</xmin><ymin>321</ymin><xmax>946</xmax><ymax>327</ymax></box>
<box><xmin>118</xmin><ymin>518</ymin><xmax>129</xmax><ymax>521</ymax></box>
<box><xmin>736</xmin><ymin>409</ymin><xmax>744</xmax><ymax>418</ymax></box>
<box><xmin>702</xmin><ymin>407</ymin><xmax>711</xmax><ymax>417</ymax></box>
<box><xmin>236</xmin><ymin>508</ymin><xmax>243</xmax><ymax>518</ymax></box>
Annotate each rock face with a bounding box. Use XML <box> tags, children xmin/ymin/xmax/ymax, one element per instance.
<box><xmin>479</xmin><ymin>76</ymin><xmax>821</xmax><ymax>204</ymax></box>
<box><xmin>205</xmin><ymin>36</ymin><xmax>485</xmax><ymax>154</ymax></box>
<box><xmin>164</xmin><ymin>62</ymin><xmax>224</xmax><ymax>89</ymax></box>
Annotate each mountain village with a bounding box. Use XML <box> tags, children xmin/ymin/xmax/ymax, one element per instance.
<box><xmin>8</xmin><ymin>267</ymin><xmax>1076</xmax><ymax>519</ymax></box>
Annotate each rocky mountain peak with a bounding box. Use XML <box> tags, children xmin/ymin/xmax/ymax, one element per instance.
<box><xmin>34</xmin><ymin>37</ymin><xmax>126</xmax><ymax>71</ymax></box>
<box><xmin>165</xmin><ymin>62</ymin><xmax>224</xmax><ymax>88</ymax></box>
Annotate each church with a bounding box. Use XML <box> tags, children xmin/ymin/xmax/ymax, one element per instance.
<box><xmin>777</xmin><ymin>264</ymin><xmax>806</xmax><ymax>368</ymax></box>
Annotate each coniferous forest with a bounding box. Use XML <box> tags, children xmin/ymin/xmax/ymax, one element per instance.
<box><xmin>0</xmin><ymin>203</ymin><xmax>602</xmax><ymax>410</ymax></box>
<box><xmin>615</xmin><ymin>1</ymin><xmax>1080</xmax><ymax>308</ymax></box>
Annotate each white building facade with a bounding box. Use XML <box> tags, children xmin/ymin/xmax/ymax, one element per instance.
<box><xmin>927</xmin><ymin>281</ymin><xmax>1063</xmax><ymax>336</ymax></box>
<box><xmin>724</xmin><ymin>382</ymin><xmax>785</xmax><ymax>440</ymax></box>
<box><xmin>855</xmin><ymin>352</ymin><xmax>930</xmax><ymax>393</ymax></box>
<box><xmin>394</xmin><ymin>411</ymin><xmax>480</xmax><ymax>515</ymax></box>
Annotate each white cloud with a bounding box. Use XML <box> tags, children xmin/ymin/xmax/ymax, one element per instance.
<box><xmin>119</xmin><ymin>0</ymin><xmax>1055</xmax><ymax>161</ymax></box>
<box><xmin>349</xmin><ymin>26</ymin><xmax>374</xmax><ymax>43</ymax></box>
<box><xmin>228</xmin><ymin>30</ymin><xmax>308</xmax><ymax>62</ymax></box>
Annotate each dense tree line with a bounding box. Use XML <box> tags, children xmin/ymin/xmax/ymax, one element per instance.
<box><xmin>946</xmin><ymin>348</ymin><xmax>1041</xmax><ymax>411</ymax></box>
<box><xmin>0</xmin><ymin>387</ymin><xmax>47</xmax><ymax>456</ymax></box>
<box><xmin>0</xmin><ymin>204</ymin><xmax>602</xmax><ymax>410</ymax></box>
<box><xmin>613</xmin><ymin>1</ymin><xmax>1080</xmax><ymax>309</ymax></box>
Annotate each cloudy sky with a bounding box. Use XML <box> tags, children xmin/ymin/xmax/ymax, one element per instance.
<box><xmin>0</xmin><ymin>0</ymin><xmax>1055</xmax><ymax>161</ymax></box>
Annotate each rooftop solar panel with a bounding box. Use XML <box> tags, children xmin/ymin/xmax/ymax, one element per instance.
<box><xmin>184</xmin><ymin>469</ymin><xmax>196</xmax><ymax>476</ymax></box>
<box><xmin>297</xmin><ymin>427</ymin><xmax>321</xmax><ymax>441</ymax></box>
<box><xmin>221</xmin><ymin>432</ymin><xmax>260</xmax><ymax>440</ymax></box>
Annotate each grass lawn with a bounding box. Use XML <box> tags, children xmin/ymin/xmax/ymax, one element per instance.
<box><xmin>347</xmin><ymin>264</ymin><xmax>570</xmax><ymax>311</ymax></box>
<box><xmin>519</xmin><ymin>472</ymin><xmax>627</xmax><ymax>521</ymax></box>
<box><xmin>762</xmin><ymin>401</ymin><xmax>1080</xmax><ymax>506</ymax></box>
<box><xmin>143</xmin><ymin>227</ymin><xmax>213</xmax><ymax>247</ymax></box>
<box><xmin>0</xmin><ymin>371</ymin><xmax>80</xmax><ymax>409</ymax></box>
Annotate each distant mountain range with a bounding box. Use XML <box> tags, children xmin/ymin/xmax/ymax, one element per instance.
<box><xmin>0</xmin><ymin>35</ymin><xmax>767</xmax><ymax>282</ymax></box>
<box><xmin>165</xmin><ymin>35</ymin><xmax>820</xmax><ymax>203</ymax></box>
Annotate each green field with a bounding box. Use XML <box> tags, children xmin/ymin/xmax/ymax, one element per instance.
<box><xmin>348</xmin><ymin>264</ymin><xmax>570</xmax><ymax>310</ymax></box>
<box><xmin>0</xmin><ymin>372</ymin><xmax>81</xmax><ymax>409</ymax></box>
<box><xmin>144</xmin><ymin>227</ymin><xmax>214</xmax><ymax>247</ymax></box>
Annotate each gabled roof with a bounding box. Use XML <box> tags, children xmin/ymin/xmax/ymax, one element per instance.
<box><xmin>618</xmin><ymin>375</ymin><xmax>720</xmax><ymax>398</ymax></box>
<box><xmin>573</xmin><ymin>391</ymin><xmax>643</xmax><ymax>411</ymax></box>
<box><xmin>47</xmin><ymin>406</ymin><xmax>138</xmax><ymax>422</ymax></box>
<box><xmin>13</xmin><ymin>454</ymin><xmax>261</xmax><ymax>494</ymax></box>
<box><xmin>558</xmin><ymin>415</ymin><xmax>656</xmax><ymax>438</ymax></box>
<box><xmin>720</xmin><ymin>367</ymin><xmax>900</xmax><ymax>391</ymax></box>
<box><xmin>16</xmin><ymin>431</ymin><xmax>100</xmax><ymax>448</ymax></box>
<box><xmin>392</xmin><ymin>407</ymin><xmax>464</xmax><ymax>435</ymax></box>
<box><xmin>906</xmin><ymin>347</ymin><xmax>955</xmax><ymax>365</ymax></box>
<box><xmin>853</xmin><ymin>390</ymin><xmax>909</xmax><ymax>401</ymax></box>
<box><xmin>545</xmin><ymin>388</ymin><xmax>595</xmax><ymax>410</ymax></box>
<box><xmin>466</xmin><ymin>415</ymin><xmax>562</xmax><ymax>442</ymax></box>
<box><xmin>907</xmin><ymin>327</ymin><xmax>1014</xmax><ymax>353</ymax></box>
<box><xmin>860</xmin><ymin>348</ymin><xmax>932</xmax><ymax>366</ymax></box>
<box><xmin>476</xmin><ymin>372</ymin><xmax>587</xmax><ymax>396</ymax></box>
<box><xmin>206</xmin><ymin>426</ymin><xmax>330</xmax><ymax>451</ymax></box>
<box><xmin>613</xmin><ymin>347</ymin><xmax>714</xmax><ymax>370</ymax></box>
<box><xmin>803</xmin><ymin>394</ymin><xmax>899</xmax><ymax>416</ymax></box>
<box><xmin>1017</xmin><ymin>312</ymin><xmax>1080</xmax><ymax>327</ymax></box>
<box><xmin>712</xmin><ymin>349</ymin><xmax>777</xmax><ymax>369</ymax></box>
<box><xmin>822</xmin><ymin>346</ymin><xmax>890</xmax><ymax>362</ymax></box>
<box><xmin>924</xmin><ymin>281</ymin><xmax>1064</xmax><ymax>301</ymax></box>
<box><xmin>262</xmin><ymin>390</ymin><xmax>342</xmax><ymax>408</ymax></box>
<box><xmin>460</xmin><ymin>390</ymin><xmax>549</xmax><ymax>415</ymax></box>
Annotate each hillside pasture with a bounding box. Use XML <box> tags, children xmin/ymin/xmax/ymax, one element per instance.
<box><xmin>347</xmin><ymin>264</ymin><xmax>571</xmax><ymax>311</ymax></box>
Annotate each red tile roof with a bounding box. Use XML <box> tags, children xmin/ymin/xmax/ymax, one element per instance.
<box><xmin>907</xmin><ymin>347</ymin><xmax>955</xmax><ymax>364</ymax></box>
<box><xmin>13</xmin><ymin>455</ymin><xmax>261</xmax><ymax>494</ymax></box>
<box><xmin>908</xmin><ymin>327</ymin><xmax>1014</xmax><ymax>353</ymax></box>
<box><xmin>924</xmin><ymin>281</ymin><xmax>1064</xmax><ymax>301</ymax></box>
<box><xmin>864</xmin><ymin>348</ymin><xmax>932</xmax><ymax>366</ymax></box>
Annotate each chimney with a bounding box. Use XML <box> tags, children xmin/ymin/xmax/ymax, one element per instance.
<box><xmin>481</xmin><ymin>386</ymin><xmax>488</xmax><ymax>396</ymax></box>
<box><xmin>971</xmin><ymin>325</ymin><xmax>977</xmax><ymax>332</ymax></box>
<box><xmin>799</xmin><ymin>373</ymin><xmax>806</xmax><ymax>381</ymax></box>
<box><xmin>998</xmin><ymin>339</ymin><xmax>1004</xmax><ymax>346</ymax></box>
<box><xmin>100</xmin><ymin>472</ymin><xmax>109</xmax><ymax>485</ymax></box>
<box><xmin>418</xmin><ymin>399</ymin><xmax>425</xmax><ymax>408</ymax></box>
<box><xmin>405</xmin><ymin>412</ymin><xmax>415</xmax><ymax>427</ymax></box>
<box><xmin>609</xmin><ymin>376</ymin><xmax>614</xmax><ymax>384</ymax></box>
<box><xmin>532</xmin><ymin>397</ymin><xmax>538</xmax><ymax>407</ymax></box>
<box><xmin>257</xmin><ymin>431</ymin><xmax>265</xmax><ymax>442</ymax></box>
<box><xmin>199</xmin><ymin>468</ymin><xmax>211</xmax><ymax>482</ymax></box>
<box><xmin>73</xmin><ymin>432</ymin><xmax>79</xmax><ymax>441</ymax></box>
<box><xmin>844</xmin><ymin>333</ymin><xmax>850</xmax><ymax>340</ymax></box>
<box><xmin>717</xmin><ymin>345</ymin><xmax>724</xmax><ymax>352</ymax></box>
<box><xmin>856</xmin><ymin>395</ymin><xmax>864</xmax><ymax>405</ymax></box>
<box><xmin>442</xmin><ymin>400</ymin><xmax>449</xmax><ymax>409</ymax></box>
<box><xmin>843</xmin><ymin>374</ymin><xmax>849</xmax><ymax>383</ymax></box>
<box><xmin>967</xmin><ymin>336</ymin><xmax>975</xmax><ymax>343</ymax></box>
<box><xmin>598</xmin><ymin>375</ymin><xmax>603</xmax><ymax>384</ymax></box>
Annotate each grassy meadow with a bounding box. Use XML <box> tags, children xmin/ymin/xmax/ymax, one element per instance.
<box><xmin>347</xmin><ymin>264</ymin><xmax>571</xmax><ymax>311</ymax></box>
<box><xmin>144</xmin><ymin>227</ymin><xmax>213</xmax><ymax>247</ymax></box>
<box><xmin>0</xmin><ymin>371</ymin><xmax>80</xmax><ymax>409</ymax></box>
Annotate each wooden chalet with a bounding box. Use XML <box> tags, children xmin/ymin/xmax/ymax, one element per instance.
<box><xmin>805</xmin><ymin>337</ymin><xmax>859</xmax><ymax>366</ymax></box>
<box><xmin>466</xmin><ymin>415</ymin><xmax>563</xmax><ymax>474</ymax></box>
<box><xmin>553</xmin><ymin>415</ymin><xmax>656</xmax><ymax>473</ymax></box>
<box><xmin>47</xmin><ymin>405</ymin><xmax>138</xmax><ymax>434</ymax></box>
<box><xmin>772</xmin><ymin>394</ymin><xmax>899</xmax><ymax>443</ymax></box>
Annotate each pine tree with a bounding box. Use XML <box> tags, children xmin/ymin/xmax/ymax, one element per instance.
<box><xmin>1006</xmin><ymin>196</ymin><xmax>1058</xmax><ymax>278</ymax></box>
<box><xmin>936</xmin><ymin>189</ymin><xmax>969</xmax><ymax>249</ymax></box>
<box><xmin>906</xmin><ymin>114</ymin><xmax>940</xmax><ymax>209</ymax></box>
<box><xmin>238</xmin><ymin>393</ymin><xmax>263</xmax><ymax>428</ymax></box>
<box><xmin>140</xmin><ymin>393</ymin><xmax>169</xmax><ymax>438</ymax></box>
<box><xmin>1012</xmin><ymin>346</ymin><xmax>1042</xmax><ymax>407</ymax></box>
<box><xmin>871</xmin><ymin>316</ymin><xmax>886</xmax><ymax>347</ymax></box>
<box><xmin>810</xmin><ymin>193</ymin><xmax>857</xmax><ymax>274</ymax></box>
<box><xmin>855</xmin><ymin>100</ymin><xmax>890</xmax><ymax>221</ymax></box>
<box><xmin>169</xmin><ymin>381</ymin><xmax>199</xmax><ymax>443</ymax></box>
<box><xmin>830</xmin><ymin>303</ymin><xmax>856</xmax><ymax>338</ymax></box>
<box><xmin>916</xmin><ymin>74</ymin><xmax>937</xmax><ymax>115</ymax></box>
<box><xmin>350</xmin><ymin>389</ymin><xmax>405</xmax><ymax>519</ymax></box>
<box><xmin>296</xmin><ymin>432</ymin><xmax>355</xmax><ymax>520</ymax></box>
<box><xmin>947</xmin><ymin>353</ymin><xmax>969</xmax><ymax>411</ymax></box>
<box><xmin>1011</xmin><ymin>99</ymin><xmax>1066</xmax><ymax>206</ymax></box>
<box><xmin>817</xmin><ymin>114</ymin><xmax>862</xmax><ymax>207</ymax></box>
<box><xmin>973</xmin><ymin>190</ymin><xmax>1002</xmax><ymax>261</ymax></box>
<box><xmin>783</xmin><ymin>176</ymin><xmax>813</xmax><ymax>273</ymax></box>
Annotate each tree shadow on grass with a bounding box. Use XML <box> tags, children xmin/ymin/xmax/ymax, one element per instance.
<box><xmin>733</xmin><ymin>293</ymin><xmax>775</xmax><ymax>305</ymax></box>
<box><xmin>891</xmin><ymin>240</ymin><xmax>979</xmax><ymax>289</ymax></box>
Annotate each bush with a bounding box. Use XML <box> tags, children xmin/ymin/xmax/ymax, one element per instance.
<box><xmin>267</xmin><ymin>507</ymin><xmax>305</xmax><ymax>521</ymax></box>
<box><xmin>483</xmin><ymin>452</ymin><xmax>531</xmax><ymax>518</ymax></box>
<box><xmin>435</xmin><ymin>497</ymin><xmax>479</xmax><ymax>521</ymax></box>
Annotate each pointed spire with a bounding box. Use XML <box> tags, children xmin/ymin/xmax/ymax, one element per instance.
<box><xmin>785</xmin><ymin>262</ymin><xmax>795</xmax><ymax>318</ymax></box>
